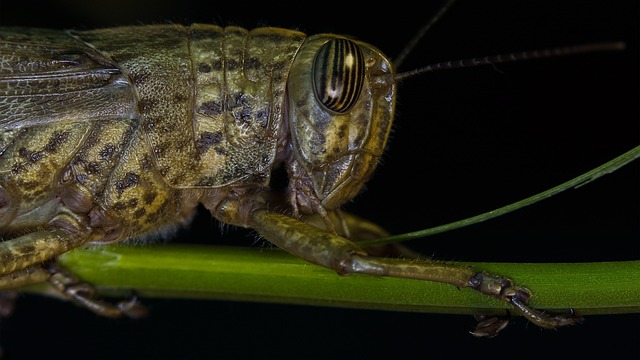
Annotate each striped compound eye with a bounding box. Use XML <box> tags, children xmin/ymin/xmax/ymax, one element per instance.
<box><xmin>312</xmin><ymin>38</ymin><xmax>365</xmax><ymax>113</ymax></box>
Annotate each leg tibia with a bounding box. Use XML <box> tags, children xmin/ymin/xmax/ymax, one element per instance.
<box><xmin>349</xmin><ymin>255</ymin><xmax>475</xmax><ymax>287</ymax></box>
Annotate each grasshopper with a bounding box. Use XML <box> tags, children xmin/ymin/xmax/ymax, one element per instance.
<box><xmin>0</xmin><ymin>0</ymin><xmax>637</xmax><ymax>345</ymax></box>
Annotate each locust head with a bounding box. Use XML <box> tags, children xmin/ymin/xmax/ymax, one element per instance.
<box><xmin>285</xmin><ymin>35</ymin><xmax>396</xmax><ymax>216</ymax></box>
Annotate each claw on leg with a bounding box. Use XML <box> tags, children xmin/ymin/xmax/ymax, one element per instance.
<box><xmin>468</xmin><ymin>272</ymin><xmax>583</xmax><ymax>332</ymax></box>
<box><xmin>45</xmin><ymin>262</ymin><xmax>147</xmax><ymax>319</ymax></box>
<box><xmin>471</xmin><ymin>314</ymin><xmax>511</xmax><ymax>338</ymax></box>
<box><xmin>509</xmin><ymin>292</ymin><xmax>583</xmax><ymax>329</ymax></box>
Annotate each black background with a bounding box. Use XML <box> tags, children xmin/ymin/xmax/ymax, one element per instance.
<box><xmin>0</xmin><ymin>0</ymin><xmax>638</xmax><ymax>359</ymax></box>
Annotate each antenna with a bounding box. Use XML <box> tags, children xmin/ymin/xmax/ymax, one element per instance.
<box><xmin>393</xmin><ymin>42</ymin><xmax>626</xmax><ymax>82</ymax></box>
<box><xmin>393</xmin><ymin>0</ymin><xmax>458</xmax><ymax>69</ymax></box>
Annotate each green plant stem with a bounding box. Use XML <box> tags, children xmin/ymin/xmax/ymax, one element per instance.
<box><xmin>21</xmin><ymin>245</ymin><xmax>636</xmax><ymax>316</ymax></box>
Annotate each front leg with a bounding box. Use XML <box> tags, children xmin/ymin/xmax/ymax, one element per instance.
<box><xmin>249</xmin><ymin>209</ymin><xmax>582</xmax><ymax>334</ymax></box>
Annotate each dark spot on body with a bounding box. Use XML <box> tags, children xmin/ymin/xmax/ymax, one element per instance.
<box><xmin>257</xmin><ymin>109</ymin><xmax>269</xmax><ymax>122</ymax></box>
<box><xmin>256</xmin><ymin>109</ymin><xmax>269</xmax><ymax>128</ymax></box>
<box><xmin>145</xmin><ymin>210</ymin><xmax>160</xmax><ymax>224</ymax></box>
<box><xmin>174</xmin><ymin>93</ymin><xmax>189</xmax><ymax>103</ymax></box>
<box><xmin>45</xmin><ymin>131</ymin><xmax>70</xmax><ymax>153</ymax></box>
<box><xmin>337</xmin><ymin>124</ymin><xmax>347</xmax><ymax>139</ymax></box>
<box><xmin>227</xmin><ymin>59</ymin><xmax>239</xmax><ymax>70</ymax></box>
<box><xmin>138</xmin><ymin>99</ymin><xmax>158</xmax><ymax>112</ymax></box>
<box><xmin>198</xmin><ymin>63</ymin><xmax>212</xmax><ymax>73</ymax></box>
<box><xmin>18</xmin><ymin>148</ymin><xmax>44</xmax><ymax>162</ymax></box>
<box><xmin>199</xmin><ymin>101</ymin><xmax>223</xmax><ymax>116</ymax></box>
<box><xmin>99</xmin><ymin>144</ymin><xmax>116</xmax><ymax>161</ymax></box>
<box><xmin>159</xmin><ymin>119</ymin><xmax>177</xmax><ymax>133</ymax></box>
<box><xmin>140</xmin><ymin>155</ymin><xmax>153</xmax><ymax>171</ymax></box>
<box><xmin>11</xmin><ymin>162</ymin><xmax>26</xmax><ymax>173</ymax></box>
<box><xmin>233</xmin><ymin>166</ymin><xmax>247</xmax><ymax>178</ymax></box>
<box><xmin>85</xmin><ymin>161</ymin><xmax>100</xmax><ymax>174</ymax></box>
<box><xmin>153</xmin><ymin>146</ymin><xmax>165</xmax><ymax>158</ymax></box>
<box><xmin>134</xmin><ymin>208</ymin><xmax>146</xmax><ymax>219</ymax></box>
<box><xmin>19</xmin><ymin>245</ymin><xmax>36</xmax><ymax>254</ymax></box>
<box><xmin>143</xmin><ymin>191</ymin><xmax>157</xmax><ymax>205</ymax></box>
<box><xmin>214</xmin><ymin>146</ymin><xmax>228</xmax><ymax>155</ymax></box>
<box><xmin>29</xmin><ymin>151</ymin><xmax>44</xmax><ymax>162</ymax></box>
<box><xmin>228</xmin><ymin>93</ymin><xmax>258</xmax><ymax>123</ymax></box>
<box><xmin>113</xmin><ymin>198</ymin><xmax>138</xmax><ymax>211</ymax></box>
<box><xmin>196</xmin><ymin>131</ymin><xmax>223</xmax><ymax>154</ymax></box>
<box><xmin>212</xmin><ymin>60</ymin><xmax>222</xmax><ymax>70</ymax></box>
<box><xmin>245</xmin><ymin>57</ymin><xmax>261</xmax><ymax>69</ymax></box>
<box><xmin>83</xmin><ymin>130</ymin><xmax>102</xmax><ymax>147</ymax></box>
<box><xmin>227</xmin><ymin>92</ymin><xmax>253</xmax><ymax>110</ymax></box>
<box><xmin>115</xmin><ymin>172</ymin><xmax>139</xmax><ymax>192</ymax></box>
<box><xmin>72</xmin><ymin>156</ymin><xmax>84</xmax><ymax>166</ymax></box>
<box><xmin>112</xmin><ymin>201</ymin><xmax>126</xmax><ymax>210</ymax></box>
<box><xmin>236</xmin><ymin>108</ymin><xmax>253</xmax><ymax>122</ymax></box>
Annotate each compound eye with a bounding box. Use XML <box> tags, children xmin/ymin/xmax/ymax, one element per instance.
<box><xmin>312</xmin><ymin>38</ymin><xmax>365</xmax><ymax>113</ymax></box>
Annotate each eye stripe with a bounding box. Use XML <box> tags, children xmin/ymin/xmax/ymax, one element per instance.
<box><xmin>343</xmin><ymin>40</ymin><xmax>360</xmax><ymax>108</ymax></box>
<box><xmin>313</xmin><ymin>38</ymin><xmax>365</xmax><ymax>113</ymax></box>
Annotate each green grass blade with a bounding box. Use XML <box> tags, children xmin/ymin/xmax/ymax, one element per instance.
<box><xmin>359</xmin><ymin>144</ymin><xmax>640</xmax><ymax>247</ymax></box>
<box><xmin>33</xmin><ymin>244</ymin><xmax>639</xmax><ymax>316</ymax></box>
